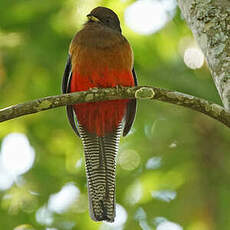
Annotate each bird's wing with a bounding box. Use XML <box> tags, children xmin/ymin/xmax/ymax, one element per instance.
<box><xmin>123</xmin><ymin>67</ymin><xmax>138</xmax><ymax>136</ymax></box>
<box><xmin>62</xmin><ymin>55</ymin><xmax>80</xmax><ymax>136</ymax></box>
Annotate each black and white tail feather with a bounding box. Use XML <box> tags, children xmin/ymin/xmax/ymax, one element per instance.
<box><xmin>79</xmin><ymin>123</ymin><xmax>122</xmax><ymax>222</ymax></box>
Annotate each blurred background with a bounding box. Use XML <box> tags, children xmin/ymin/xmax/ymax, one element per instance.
<box><xmin>0</xmin><ymin>0</ymin><xmax>230</xmax><ymax>230</ymax></box>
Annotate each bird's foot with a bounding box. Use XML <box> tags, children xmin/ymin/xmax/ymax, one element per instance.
<box><xmin>89</xmin><ymin>87</ymin><xmax>98</xmax><ymax>92</ymax></box>
<box><xmin>115</xmin><ymin>85</ymin><xmax>124</xmax><ymax>93</ymax></box>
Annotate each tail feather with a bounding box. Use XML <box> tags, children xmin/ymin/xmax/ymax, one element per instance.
<box><xmin>79</xmin><ymin>124</ymin><xmax>122</xmax><ymax>222</ymax></box>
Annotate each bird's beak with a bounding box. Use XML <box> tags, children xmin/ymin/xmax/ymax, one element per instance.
<box><xmin>87</xmin><ymin>14</ymin><xmax>100</xmax><ymax>22</ymax></box>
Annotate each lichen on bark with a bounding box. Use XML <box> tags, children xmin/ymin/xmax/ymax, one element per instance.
<box><xmin>178</xmin><ymin>0</ymin><xmax>230</xmax><ymax>110</ymax></box>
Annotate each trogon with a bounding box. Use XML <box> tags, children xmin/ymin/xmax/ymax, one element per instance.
<box><xmin>62</xmin><ymin>6</ymin><xmax>137</xmax><ymax>222</ymax></box>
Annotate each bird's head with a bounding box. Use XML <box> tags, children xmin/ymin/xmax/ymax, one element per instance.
<box><xmin>87</xmin><ymin>7</ymin><xmax>122</xmax><ymax>33</ymax></box>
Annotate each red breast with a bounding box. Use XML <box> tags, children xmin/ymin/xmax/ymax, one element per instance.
<box><xmin>69</xmin><ymin>21</ymin><xmax>134</xmax><ymax>136</ymax></box>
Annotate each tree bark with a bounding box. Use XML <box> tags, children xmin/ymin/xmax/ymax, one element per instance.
<box><xmin>178</xmin><ymin>0</ymin><xmax>230</xmax><ymax>110</ymax></box>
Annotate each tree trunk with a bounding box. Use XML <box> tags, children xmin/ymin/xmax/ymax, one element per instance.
<box><xmin>178</xmin><ymin>0</ymin><xmax>230</xmax><ymax>110</ymax></box>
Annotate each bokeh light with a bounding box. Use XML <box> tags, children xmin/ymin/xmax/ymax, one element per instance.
<box><xmin>145</xmin><ymin>157</ymin><xmax>162</xmax><ymax>170</ymax></box>
<box><xmin>36</xmin><ymin>205</ymin><xmax>54</xmax><ymax>226</ymax></box>
<box><xmin>156</xmin><ymin>221</ymin><xmax>183</xmax><ymax>230</ymax></box>
<box><xmin>134</xmin><ymin>208</ymin><xmax>152</xmax><ymax>230</ymax></box>
<box><xmin>48</xmin><ymin>183</ymin><xmax>80</xmax><ymax>214</ymax></box>
<box><xmin>101</xmin><ymin>204</ymin><xmax>127</xmax><ymax>230</ymax></box>
<box><xmin>151</xmin><ymin>190</ymin><xmax>176</xmax><ymax>202</ymax></box>
<box><xmin>125</xmin><ymin>181</ymin><xmax>142</xmax><ymax>205</ymax></box>
<box><xmin>125</xmin><ymin>0</ymin><xmax>177</xmax><ymax>35</ymax></box>
<box><xmin>154</xmin><ymin>218</ymin><xmax>183</xmax><ymax>230</ymax></box>
<box><xmin>134</xmin><ymin>207</ymin><xmax>147</xmax><ymax>221</ymax></box>
<box><xmin>0</xmin><ymin>133</ymin><xmax>35</xmax><ymax>190</ymax></box>
<box><xmin>0</xmin><ymin>162</ymin><xmax>14</xmax><ymax>190</ymax></box>
<box><xmin>118</xmin><ymin>149</ymin><xmax>140</xmax><ymax>170</ymax></box>
<box><xmin>169</xmin><ymin>142</ymin><xmax>177</xmax><ymax>148</ymax></box>
<box><xmin>139</xmin><ymin>220</ymin><xmax>152</xmax><ymax>230</ymax></box>
<box><xmin>75</xmin><ymin>158</ymin><xmax>83</xmax><ymax>168</ymax></box>
<box><xmin>184</xmin><ymin>47</ymin><xmax>204</xmax><ymax>69</ymax></box>
<box><xmin>1</xmin><ymin>133</ymin><xmax>35</xmax><ymax>176</ymax></box>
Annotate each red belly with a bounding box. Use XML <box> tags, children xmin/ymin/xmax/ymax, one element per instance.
<box><xmin>70</xmin><ymin>69</ymin><xmax>134</xmax><ymax>136</ymax></box>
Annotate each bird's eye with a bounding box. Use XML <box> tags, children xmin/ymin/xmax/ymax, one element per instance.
<box><xmin>106</xmin><ymin>18</ymin><xmax>111</xmax><ymax>23</ymax></box>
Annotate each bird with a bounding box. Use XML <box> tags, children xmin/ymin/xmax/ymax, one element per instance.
<box><xmin>62</xmin><ymin>6</ymin><xmax>137</xmax><ymax>222</ymax></box>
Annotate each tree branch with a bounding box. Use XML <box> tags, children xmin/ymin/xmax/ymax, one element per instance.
<box><xmin>1</xmin><ymin>86</ymin><xmax>230</xmax><ymax>128</ymax></box>
<box><xmin>178</xmin><ymin>0</ymin><xmax>230</xmax><ymax>110</ymax></box>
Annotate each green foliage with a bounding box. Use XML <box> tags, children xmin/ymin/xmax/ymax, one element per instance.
<box><xmin>1</xmin><ymin>1</ymin><xmax>230</xmax><ymax>230</ymax></box>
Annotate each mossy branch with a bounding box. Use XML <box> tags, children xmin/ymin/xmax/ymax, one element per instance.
<box><xmin>1</xmin><ymin>86</ymin><xmax>230</xmax><ymax>128</ymax></box>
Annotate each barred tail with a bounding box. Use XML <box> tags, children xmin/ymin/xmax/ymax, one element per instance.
<box><xmin>79</xmin><ymin>124</ymin><xmax>122</xmax><ymax>222</ymax></box>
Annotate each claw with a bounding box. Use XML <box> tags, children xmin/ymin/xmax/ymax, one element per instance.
<box><xmin>89</xmin><ymin>87</ymin><xmax>99</xmax><ymax>92</ymax></box>
<box><xmin>115</xmin><ymin>85</ymin><xmax>123</xmax><ymax>93</ymax></box>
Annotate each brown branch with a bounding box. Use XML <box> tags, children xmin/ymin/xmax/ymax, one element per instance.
<box><xmin>1</xmin><ymin>86</ymin><xmax>230</xmax><ymax>128</ymax></box>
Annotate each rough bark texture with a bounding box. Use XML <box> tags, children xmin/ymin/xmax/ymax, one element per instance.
<box><xmin>1</xmin><ymin>86</ymin><xmax>230</xmax><ymax>129</ymax></box>
<box><xmin>178</xmin><ymin>0</ymin><xmax>230</xmax><ymax>110</ymax></box>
